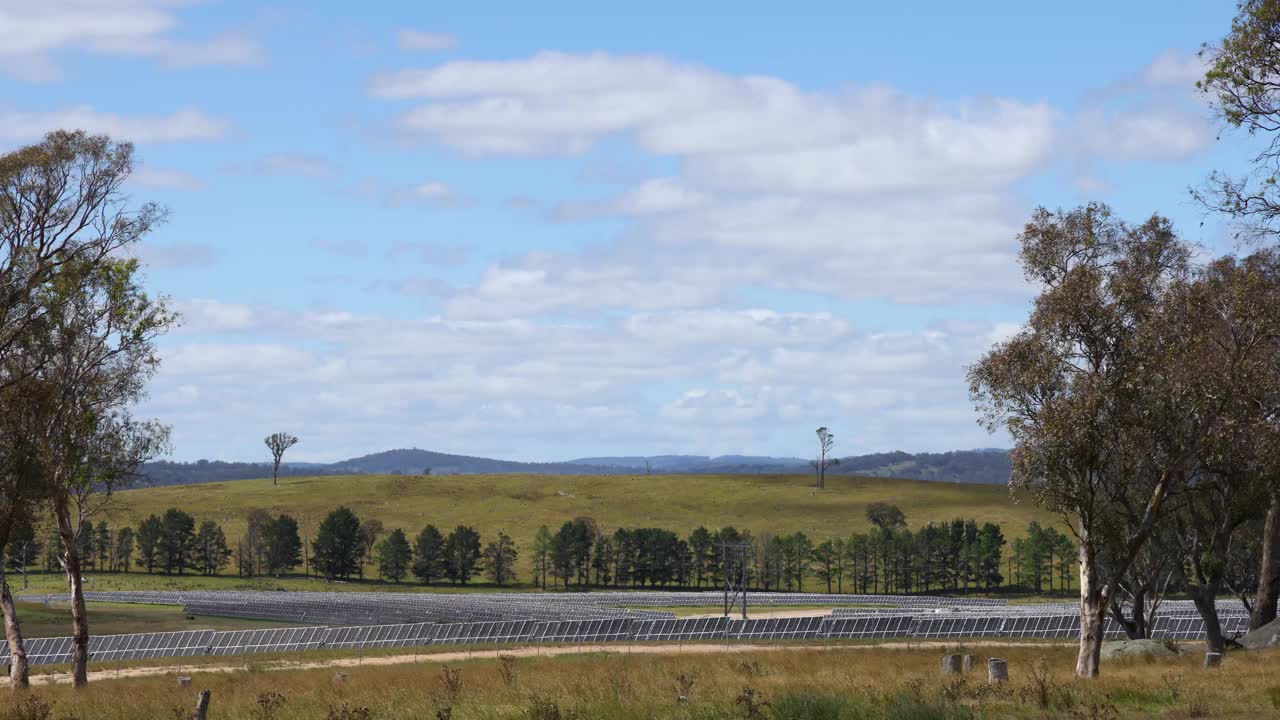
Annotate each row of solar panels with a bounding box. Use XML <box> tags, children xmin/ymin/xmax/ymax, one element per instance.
<box><xmin>57</xmin><ymin>590</ymin><xmax>1009</xmax><ymax>610</ymax></box>
<box><xmin>26</xmin><ymin>590</ymin><xmax>1009</xmax><ymax>626</ymax></box>
<box><xmin>0</xmin><ymin>611</ymin><xmax>1247</xmax><ymax>668</ymax></box>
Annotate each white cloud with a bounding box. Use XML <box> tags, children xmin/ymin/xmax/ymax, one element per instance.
<box><xmin>1139</xmin><ymin>49</ymin><xmax>1210</xmax><ymax>88</ymax></box>
<box><xmin>0</xmin><ymin>1</ymin><xmax>263</xmax><ymax>79</ymax></box>
<box><xmin>129</xmin><ymin>165</ymin><xmax>206</xmax><ymax>191</ymax></box>
<box><xmin>1074</xmin><ymin>104</ymin><xmax>1209</xmax><ymax>162</ymax></box>
<box><xmin>555</xmin><ymin>178</ymin><xmax>708</xmax><ymax>219</ymax></box>
<box><xmin>139</xmin><ymin>298</ymin><xmax>1015</xmax><ymax>461</ymax></box>
<box><xmin>252</xmin><ymin>153</ymin><xmax>340</xmax><ymax>179</ymax></box>
<box><xmin>132</xmin><ymin>242</ymin><xmax>216</xmax><ymax>269</ymax></box>
<box><xmin>396</xmin><ymin>29</ymin><xmax>458</xmax><ymax>52</ymax></box>
<box><xmin>386</xmin><ymin>241</ymin><xmax>466</xmax><ymax>265</ymax></box>
<box><xmin>369</xmin><ymin>52</ymin><xmax>1056</xmax><ymax>191</ymax></box>
<box><xmin>385</xmin><ymin>181</ymin><xmax>468</xmax><ymax>208</ymax></box>
<box><xmin>0</xmin><ymin>106</ymin><xmax>229</xmax><ymax>143</ymax></box>
<box><xmin>1068</xmin><ymin>47</ymin><xmax>1214</xmax><ymax>165</ymax></box>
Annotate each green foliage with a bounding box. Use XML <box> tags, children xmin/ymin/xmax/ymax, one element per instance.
<box><xmin>262</xmin><ymin>514</ymin><xmax>302</xmax><ymax>575</ymax></box>
<box><xmin>444</xmin><ymin>525</ymin><xmax>482</xmax><ymax>584</ymax></box>
<box><xmin>768</xmin><ymin>691</ymin><xmax>860</xmax><ymax>720</ymax></box>
<box><xmin>313</xmin><ymin>506</ymin><xmax>363</xmax><ymax>579</ymax></box>
<box><xmin>192</xmin><ymin>520</ymin><xmax>231</xmax><ymax>576</ymax></box>
<box><xmin>865</xmin><ymin>502</ymin><xmax>906</xmax><ymax>530</ymax></box>
<box><xmin>376</xmin><ymin>528</ymin><xmax>412</xmax><ymax>582</ymax></box>
<box><xmin>134</xmin><ymin>515</ymin><xmax>162</xmax><ymax>573</ymax></box>
<box><xmin>483</xmin><ymin>530</ymin><xmax>519</xmax><ymax>585</ymax></box>
<box><xmin>413</xmin><ymin>525</ymin><xmax>446</xmax><ymax>584</ymax></box>
<box><xmin>159</xmin><ymin>509</ymin><xmax>195</xmax><ymax>575</ymax></box>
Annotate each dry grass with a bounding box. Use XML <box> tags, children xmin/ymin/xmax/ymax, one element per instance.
<box><xmin>64</xmin><ymin>472</ymin><xmax>1057</xmax><ymax>590</ymax></box>
<box><xmin>6</xmin><ymin>644</ymin><xmax>1277</xmax><ymax>719</ymax></box>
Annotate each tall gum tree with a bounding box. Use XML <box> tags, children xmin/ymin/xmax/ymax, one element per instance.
<box><xmin>5</xmin><ymin>132</ymin><xmax>175</xmax><ymax>688</ymax></box>
<box><xmin>1163</xmin><ymin>250</ymin><xmax>1280</xmax><ymax>651</ymax></box>
<box><xmin>1</xmin><ymin>131</ymin><xmax>169</xmax><ymax>688</ymax></box>
<box><xmin>33</xmin><ymin>253</ymin><xmax>172</xmax><ymax>688</ymax></box>
<box><xmin>968</xmin><ymin>203</ymin><xmax>1226</xmax><ymax>678</ymax></box>
<box><xmin>1199</xmin><ymin>3</ymin><xmax>1280</xmax><ymax>629</ymax></box>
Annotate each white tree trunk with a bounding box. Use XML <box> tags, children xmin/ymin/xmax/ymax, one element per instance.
<box><xmin>53</xmin><ymin>503</ymin><xmax>89</xmax><ymax>688</ymax></box>
<box><xmin>0</xmin><ymin>573</ymin><xmax>29</xmax><ymax>689</ymax></box>
<box><xmin>1076</xmin><ymin>536</ymin><xmax>1106</xmax><ymax>678</ymax></box>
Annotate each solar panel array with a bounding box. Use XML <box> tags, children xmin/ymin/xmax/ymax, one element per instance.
<box><xmin>0</xmin><ymin>606</ymin><xmax>1251</xmax><ymax>668</ymax></box>
<box><xmin>38</xmin><ymin>591</ymin><xmax>1008</xmax><ymax>627</ymax></box>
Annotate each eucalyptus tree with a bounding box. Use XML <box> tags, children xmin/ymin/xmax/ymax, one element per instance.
<box><xmin>0</xmin><ymin>131</ymin><xmax>174</xmax><ymax>689</ymax></box>
<box><xmin>968</xmin><ymin>203</ymin><xmax>1235</xmax><ymax>678</ymax></box>
<box><xmin>1199</xmin><ymin>3</ymin><xmax>1280</xmax><ymax>630</ymax></box>
<box><xmin>1162</xmin><ymin>250</ymin><xmax>1280</xmax><ymax>651</ymax></box>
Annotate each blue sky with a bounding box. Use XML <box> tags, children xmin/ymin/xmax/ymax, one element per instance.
<box><xmin>0</xmin><ymin>1</ymin><xmax>1253</xmax><ymax>462</ymax></box>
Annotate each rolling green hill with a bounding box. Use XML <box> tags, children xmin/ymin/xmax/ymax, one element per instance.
<box><xmin>102</xmin><ymin>473</ymin><xmax>1054</xmax><ymax>572</ymax></box>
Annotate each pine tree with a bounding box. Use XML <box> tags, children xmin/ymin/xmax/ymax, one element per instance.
<box><xmin>135</xmin><ymin>515</ymin><xmax>163</xmax><ymax>573</ymax></box>
<box><xmin>444</xmin><ymin>525</ymin><xmax>482</xmax><ymax>585</ymax></box>
<box><xmin>483</xmin><ymin>531</ymin><xmax>519</xmax><ymax>586</ymax></box>
<box><xmin>312</xmin><ymin>506</ymin><xmax>362</xmax><ymax>580</ymax></box>
<box><xmin>377</xmin><ymin>529</ymin><xmax>412</xmax><ymax>582</ymax></box>
<box><xmin>413</xmin><ymin>524</ymin><xmax>446</xmax><ymax>584</ymax></box>
<box><xmin>531</xmin><ymin>525</ymin><xmax>552</xmax><ymax>589</ymax></box>
<box><xmin>96</xmin><ymin>522</ymin><xmax>111</xmax><ymax>572</ymax></box>
<box><xmin>115</xmin><ymin>528</ymin><xmax>134</xmax><ymax>574</ymax></box>
<box><xmin>159</xmin><ymin>509</ymin><xmax>196</xmax><ymax>575</ymax></box>
<box><xmin>263</xmin><ymin>515</ymin><xmax>303</xmax><ymax>576</ymax></box>
<box><xmin>194</xmin><ymin>521</ymin><xmax>231</xmax><ymax>576</ymax></box>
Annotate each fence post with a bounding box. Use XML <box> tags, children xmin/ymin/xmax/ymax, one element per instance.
<box><xmin>987</xmin><ymin>658</ymin><xmax>1008</xmax><ymax>684</ymax></box>
<box><xmin>192</xmin><ymin>690</ymin><xmax>211</xmax><ymax>720</ymax></box>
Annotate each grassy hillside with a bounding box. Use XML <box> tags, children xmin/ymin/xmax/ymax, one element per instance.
<box><xmin>104</xmin><ymin>472</ymin><xmax>1054</xmax><ymax>559</ymax></box>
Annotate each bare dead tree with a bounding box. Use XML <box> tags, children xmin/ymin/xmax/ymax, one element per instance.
<box><xmin>264</xmin><ymin>433</ymin><xmax>299</xmax><ymax>486</ymax></box>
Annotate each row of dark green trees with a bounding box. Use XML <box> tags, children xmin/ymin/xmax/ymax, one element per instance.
<box><xmin>526</xmin><ymin>504</ymin><xmax>1013</xmax><ymax>593</ymax></box>
<box><xmin>7</xmin><ymin>502</ymin><xmax>1087</xmax><ymax>595</ymax></box>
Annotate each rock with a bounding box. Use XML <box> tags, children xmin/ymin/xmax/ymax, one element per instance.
<box><xmin>1239</xmin><ymin>618</ymin><xmax>1280</xmax><ymax>649</ymax></box>
<box><xmin>1100</xmin><ymin>639</ymin><xmax>1181</xmax><ymax>660</ymax></box>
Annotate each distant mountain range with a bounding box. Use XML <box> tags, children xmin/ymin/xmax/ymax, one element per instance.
<box><xmin>135</xmin><ymin>448</ymin><xmax>1011</xmax><ymax>488</ymax></box>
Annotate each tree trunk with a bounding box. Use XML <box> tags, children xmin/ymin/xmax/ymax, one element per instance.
<box><xmin>1076</xmin><ymin>543</ymin><xmax>1106</xmax><ymax>678</ymax></box>
<box><xmin>1</xmin><ymin>573</ymin><xmax>29</xmax><ymax>690</ymax></box>
<box><xmin>53</xmin><ymin>504</ymin><xmax>89</xmax><ymax>688</ymax></box>
<box><xmin>1252</xmin><ymin>494</ymin><xmax>1280</xmax><ymax>631</ymax></box>
<box><xmin>1189</xmin><ymin>583</ymin><xmax>1226</xmax><ymax>654</ymax></box>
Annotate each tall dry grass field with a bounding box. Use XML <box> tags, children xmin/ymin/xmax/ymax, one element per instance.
<box><xmin>7</xmin><ymin>644</ymin><xmax>1278</xmax><ymax>719</ymax></box>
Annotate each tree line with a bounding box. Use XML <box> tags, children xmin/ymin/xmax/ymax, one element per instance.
<box><xmin>525</xmin><ymin>503</ymin><xmax>1012</xmax><ymax>594</ymax></box>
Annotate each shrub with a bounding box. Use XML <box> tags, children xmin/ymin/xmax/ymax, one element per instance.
<box><xmin>3</xmin><ymin>696</ymin><xmax>53</xmax><ymax>720</ymax></box>
<box><xmin>768</xmin><ymin>691</ymin><xmax>859</xmax><ymax>720</ymax></box>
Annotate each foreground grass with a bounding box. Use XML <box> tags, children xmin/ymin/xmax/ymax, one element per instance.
<box><xmin>13</xmin><ymin>601</ymin><xmax>300</xmax><ymax>638</ymax></box>
<box><xmin>8</xmin><ymin>644</ymin><xmax>1278</xmax><ymax>719</ymax></box>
